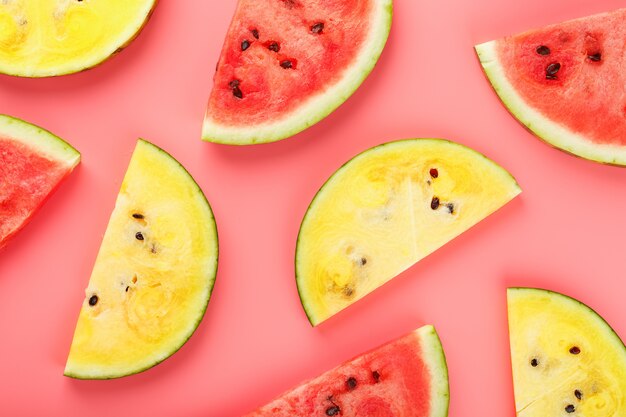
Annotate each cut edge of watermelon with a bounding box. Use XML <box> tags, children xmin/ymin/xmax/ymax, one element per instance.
<box><xmin>0</xmin><ymin>114</ymin><xmax>80</xmax><ymax>167</ymax></box>
<box><xmin>201</xmin><ymin>0</ymin><xmax>393</xmax><ymax>145</ymax></box>
<box><xmin>475</xmin><ymin>41</ymin><xmax>626</xmax><ymax>167</ymax></box>
<box><xmin>415</xmin><ymin>325</ymin><xmax>450</xmax><ymax>417</ymax></box>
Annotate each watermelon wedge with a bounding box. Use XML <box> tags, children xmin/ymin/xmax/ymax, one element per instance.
<box><xmin>0</xmin><ymin>0</ymin><xmax>156</xmax><ymax>77</ymax></box>
<box><xmin>245</xmin><ymin>325</ymin><xmax>449</xmax><ymax>417</ymax></box>
<box><xmin>507</xmin><ymin>288</ymin><xmax>626</xmax><ymax>416</ymax></box>
<box><xmin>202</xmin><ymin>0</ymin><xmax>393</xmax><ymax>145</ymax></box>
<box><xmin>297</xmin><ymin>139</ymin><xmax>520</xmax><ymax>326</ymax></box>
<box><xmin>65</xmin><ymin>140</ymin><xmax>218</xmax><ymax>379</ymax></box>
<box><xmin>0</xmin><ymin>115</ymin><xmax>80</xmax><ymax>250</ymax></box>
<box><xmin>475</xmin><ymin>8</ymin><xmax>626</xmax><ymax>166</ymax></box>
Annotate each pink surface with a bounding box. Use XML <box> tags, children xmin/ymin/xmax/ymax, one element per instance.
<box><xmin>0</xmin><ymin>0</ymin><xmax>625</xmax><ymax>416</ymax></box>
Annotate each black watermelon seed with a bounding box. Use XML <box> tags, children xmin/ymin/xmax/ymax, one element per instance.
<box><xmin>360</xmin><ymin>257</ymin><xmax>367</xmax><ymax>266</ymax></box>
<box><xmin>88</xmin><ymin>295</ymin><xmax>98</xmax><ymax>306</ymax></box>
<box><xmin>125</xmin><ymin>286</ymin><xmax>130</xmax><ymax>292</ymax></box>
<box><xmin>241</xmin><ymin>40</ymin><xmax>250</xmax><ymax>51</ymax></box>
<box><xmin>326</xmin><ymin>406</ymin><xmax>340</xmax><ymax>416</ymax></box>
<box><xmin>311</xmin><ymin>22</ymin><xmax>324</xmax><ymax>34</ymax></box>
<box><xmin>575</xmin><ymin>390</ymin><xmax>582</xmax><ymax>400</ymax></box>
<box><xmin>569</xmin><ymin>346</ymin><xmax>581</xmax><ymax>355</ymax></box>
<box><xmin>280</xmin><ymin>60</ymin><xmax>293</xmax><ymax>69</ymax></box>
<box><xmin>373</xmin><ymin>370</ymin><xmax>381</xmax><ymax>382</ymax></box>
<box><xmin>536</xmin><ymin>45</ymin><xmax>551</xmax><ymax>55</ymax></box>
<box><xmin>233</xmin><ymin>86</ymin><xmax>243</xmax><ymax>99</ymax></box>
<box><xmin>546</xmin><ymin>62</ymin><xmax>561</xmax><ymax>79</ymax></box>
<box><xmin>229</xmin><ymin>79</ymin><xmax>240</xmax><ymax>89</ymax></box>
<box><xmin>429</xmin><ymin>168</ymin><xmax>439</xmax><ymax>178</ymax></box>
<box><xmin>530</xmin><ymin>358</ymin><xmax>539</xmax><ymax>367</ymax></box>
<box><xmin>346</xmin><ymin>377</ymin><xmax>357</xmax><ymax>390</ymax></box>
<box><xmin>565</xmin><ymin>404</ymin><xmax>575</xmax><ymax>413</ymax></box>
<box><xmin>251</xmin><ymin>29</ymin><xmax>259</xmax><ymax>39</ymax></box>
<box><xmin>447</xmin><ymin>203</ymin><xmax>455</xmax><ymax>214</ymax></box>
<box><xmin>431</xmin><ymin>197</ymin><xmax>440</xmax><ymax>210</ymax></box>
<box><xmin>268</xmin><ymin>42</ymin><xmax>280</xmax><ymax>52</ymax></box>
<box><xmin>135</xmin><ymin>232</ymin><xmax>144</xmax><ymax>241</ymax></box>
<box><xmin>588</xmin><ymin>52</ymin><xmax>602</xmax><ymax>62</ymax></box>
<box><xmin>132</xmin><ymin>213</ymin><xmax>144</xmax><ymax>219</ymax></box>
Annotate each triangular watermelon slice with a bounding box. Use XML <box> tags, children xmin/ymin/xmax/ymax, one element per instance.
<box><xmin>244</xmin><ymin>325</ymin><xmax>449</xmax><ymax>417</ymax></box>
<box><xmin>475</xmin><ymin>8</ymin><xmax>626</xmax><ymax>166</ymax></box>
<box><xmin>0</xmin><ymin>115</ymin><xmax>80</xmax><ymax>250</ymax></box>
<box><xmin>202</xmin><ymin>0</ymin><xmax>393</xmax><ymax>145</ymax></box>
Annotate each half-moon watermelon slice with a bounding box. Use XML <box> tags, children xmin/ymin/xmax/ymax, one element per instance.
<box><xmin>65</xmin><ymin>140</ymin><xmax>218</xmax><ymax>379</ymax></box>
<box><xmin>0</xmin><ymin>0</ymin><xmax>156</xmax><ymax>77</ymax></box>
<box><xmin>245</xmin><ymin>325</ymin><xmax>449</xmax><ymax>417</ymax></box>
<box><xmin>202</xmin><ymin>0</ymin><xmax>393</xmax><ymax>145</ymax></box>
<box><xmin>475</xmin><ymin>8</ymin><xmax>626</xmax><ymax>166</ymax></box>
<box><xmin>507</xmin><ymin>288</ymin><xmax>626</xmax><ymax>416</ymax></box>
<box><xmin>296</xmin><ymin>139</ymin><xmax>520</xmax><ymax>326</ymax></box>
<box><xmin>0</xmin><ymin>115</ymin><xmax>80</xmax><ymax>250</ymax></box>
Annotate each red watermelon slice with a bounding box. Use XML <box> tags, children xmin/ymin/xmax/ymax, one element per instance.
<box><xmin>475</xmin><ymin>8</ymin><xmax>626</xmax><ymax>166</ymax></box>
<box><xmin>0</xmin><ymin>115</ymin><xmax>80</xmax><ymax>250</ymax></box>
<box><xmin>202</xmin><ymin>0</ymin><xmax>393</xmax><ymax>145</ymax></box>
<box><xmin>244</xmin><ymin>325</ymin><xmax>449</xmax><ymax>417</ymax></box>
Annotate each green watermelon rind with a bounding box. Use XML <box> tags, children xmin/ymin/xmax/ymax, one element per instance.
<box><xmin>64</xmin><ymin>139</ymin><xmax>219</xmax><ymax>380</ymax></box>
<box><xmin>0</xmin><ymin>1</ymin><xmax>158</xmax><ymax>78</ymax></box>
<box><xmin>0</xmin><ymin>114</ymin><xmax>80</xmax><ymax>167</ymax></box>
<box><xmin>475</xmin><ymin>41</ymin><xmax>626</xmax><ymax>167</ymax></box>
<box><xmin>416</xmin><ymin>325</ymin><xmax>450</xmax><ymax>417</ymax></box>
<box><xmin>295</xmin><ymin>138</ymin><xmax>521</xmax><ymax>327</ymax></box>
<box><xmin>201</xmin><ymin>0</ymin><xmax>393</xmax><ymax>145</ymax></box>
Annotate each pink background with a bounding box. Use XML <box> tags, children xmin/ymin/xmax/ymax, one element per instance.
<box><xmin>1</xmin><ymin>0</ymin><xmax>625</xmax><ymax>415</ymax></box>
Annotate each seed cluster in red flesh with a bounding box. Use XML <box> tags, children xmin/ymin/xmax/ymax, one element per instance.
<box><xmin>0</xmin><ymin>138</ymin><xmax>71</xmax><ymax>248</ymax></box>
<box><xmin>207</xmin><ymin>0</ymin><xmax>373</xmax><ymax>126</ymax></box>
<box><xmin>244</xmin><ymin>332</ymin><xmax>433</xmax><ymax>417</ymax></box>
<box><xmin>495</xmin><ymin>9</ymin><xmax>626</xmax><ymax>146</ymax></box>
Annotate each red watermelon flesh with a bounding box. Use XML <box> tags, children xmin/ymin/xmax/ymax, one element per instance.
<box><xmin>202</xmin><ymin>0</ymin><xmax>392</xmax><ymax>144</ymax></box>
<box><xmin>0</xmin><ymin>116</ymin><xmax>80</xmax><ymax>249</ymax></box>
<box><xmin>475</xmin><ymin>8</ymin><xmax>626</xmax><ymax>165</ymax></box>
<box><xmin>244</xmin><ymin>326</ymin><xmax>449</xmax><ymax>417</ymax></box>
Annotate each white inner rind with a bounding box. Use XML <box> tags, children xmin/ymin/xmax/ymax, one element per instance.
<box><xmin>202</xmin><ymin>0</ymin><xmax>393</xmax><ymax>145</ymax></box>
<box><xmin>475</xmin><ymin>41</ymin><xmax>626</xmax><ymax>166</ymax></box>
<box><xmin>0</xmin><ymin>114</ymin><xmax>80</xmax><ymax>167</ymax></box>
<box><xmin>416</xmin><ymin>325</ymin><xmax>450</xmax><ymax>417</ymax></box>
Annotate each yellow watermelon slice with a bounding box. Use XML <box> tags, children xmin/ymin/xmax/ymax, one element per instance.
<box><xmin>0</xmin><ymin>0</ymin><xmax>156</xmax><ymax>77</ymax></box>
<box><xmin>65</xmin><ymin>140</ymin><xmax>218</xmax><ymax>379</ymax></box>
<box><xmin>296</xmin><ymin>139</ymin><xmax>520</xmax><ymax>325</ymax></box>
<box><xmin>508</xmin><ymin>288</ymin><xmax>626</xmax><ymax>416</ymax></box>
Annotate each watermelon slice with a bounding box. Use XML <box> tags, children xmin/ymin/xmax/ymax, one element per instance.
<box><xmin>0</xmin><ymin>115</ymin><xmax>80</xmax><ymax>250</ymax></box>
<box><xmin>0</xmin><ymin>0</ymin><xmax>156</xmax><ymax>77</ymax></box>
<box><xmin>245</xmin><ymin>325</ymin><xmax>449</xmax><ymax>417</ymax></box>
<box><xmin>202</xmin><ymin>0</ymin><xmax>393</xmax><ymax>145</ymax></box>
<box><xmin>507</xmin><ymin>288</ymin><xmax>626</xmax><ymax>416</ymax></box>
<box><xmin>475</xmin><ymin>8</ymin><xmax>626</xmax><ymax>166</ymax></box>
<box><xmin>65</xmin><ymin>140</ymin><xmax>218</xmax><ymax>379</ymax></box>
<box><xmin>296</xmin><ymin>139</ymin><xmax>520</xmax><ymax>326</ymax></box>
